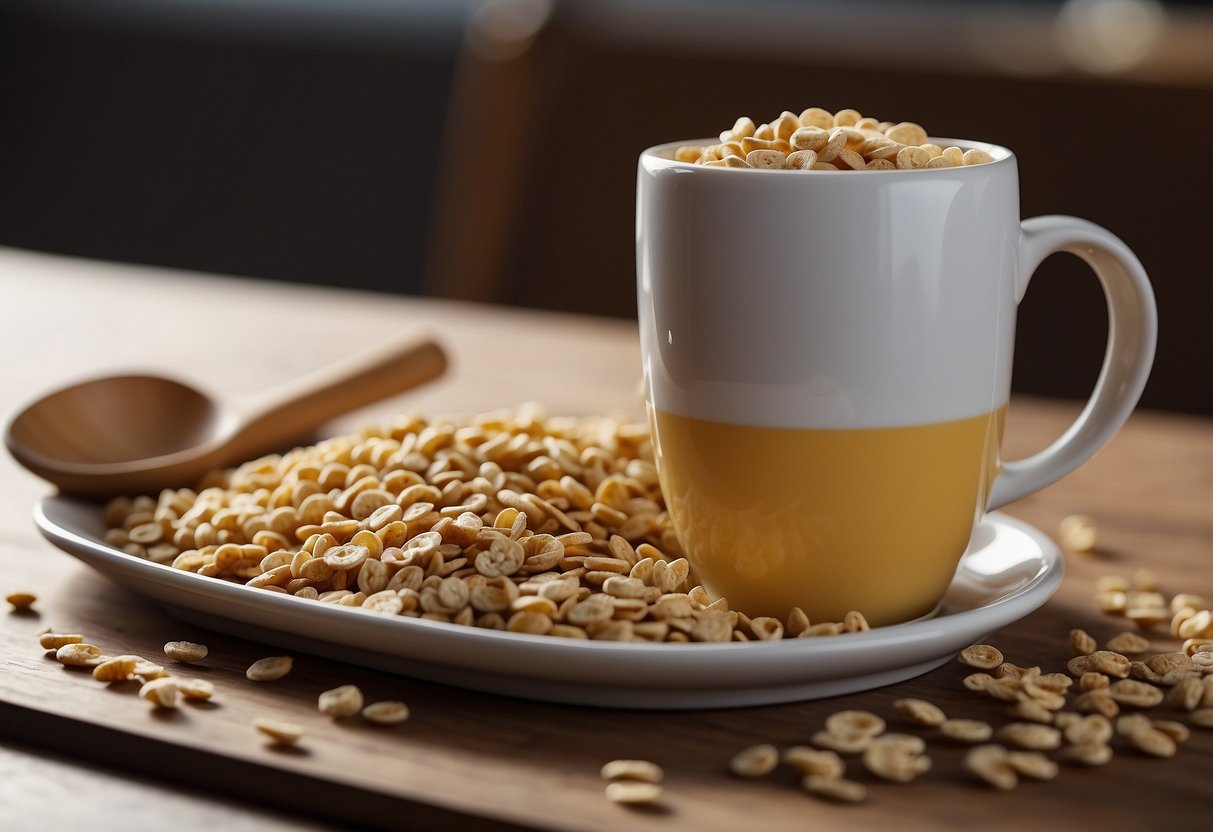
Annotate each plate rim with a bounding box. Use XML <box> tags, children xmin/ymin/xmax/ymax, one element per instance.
<box><xmin>33</xmin><ymin>495</ymin><xmax>1063</xmax><ymax>705</ymax></box>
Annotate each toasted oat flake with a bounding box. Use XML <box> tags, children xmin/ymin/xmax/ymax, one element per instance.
<box><xmin>38</xmin><ymin>633</ymin><xmax>83</xmax><ymax>650</ymax></box>
<box><xmin>1006</xmin><ymin>751</ymin><xmax>1059</xmax><ymax>780</ymax></box>
<box><xmin>1165</xmin><ymin>677</ymin><xmax>1204</xmax><ymax>711</ymax></box>
<box><xmin>1105</xmin><ymin>632</ymin><xmax>1149</xmax><ymax>654</ymax></box>
<box><xmin>92</xmin><ymin>655</ymin><xmax>139</xmax><ymax>682</ymax></box>
<box><xmin>811</xmin><ymin>731</ymin><xmax>871</xmax><ymax>754</ymax></box>
<box><xmin>1126</xmin><ymin>727</ymin><xmax>1177</xmax><ymax>757</ymax></box>
<box><xmin>601</xmin><ymin>759</ymin><xmax>663</xmax><ymax>784</ymax></box>
<box><xmin>605</xmin><ymin>781</ymin><xmax>662</xmax><ymax>805</ymax></box>
<box><xmin>362</xmin><ymin>700</ymin><xmax>410</xmax><ymax>725</ymax></box>
<box><xmin>1069</xmin><ymin>629</ymin><xmax>1097</xmax><ymax>656</ymax></box>
<box><xmin>1059</xmin><ymin>514</ymin><xmax>1097</xmax><ymax>552</ymax></box>
<box><xmin>1086</xmin><ymin>651</ymin><xmax>1131</xmax><ymax>678</ymax></box>
<box><xmin>1152</xmin><ymin>720</ymin><xmax>1191</xmax><ymax>743</ymax></box>
<box><xmin>139</xmin><ymin>677</ymin><xmax>180</xmax><ymax>709</ymax></box>
<box><xmin>862</xmin><ymin>734</ymin><xmax>930</xmax><ymax>783</ymax></box>
<box><xmin>781</xmin><ymin>746</ymin><xmax>844</xmax><ymax>778</ymax></box>
<box><xmin>1009</xmin><ymin>700</ymin><xmax>1054</xmax><ymax>724</ymax></box>
<box><xmin>1106</xmin><ymin>679</ymin><xmax>1164</xmax><ymax>708</ymax></box>
<box><xmin>178</xmin><ymin>678</ymin><xmax>215</xmax><ymax>701</ymax></box>
<box><xmin>1060</xmin><ymin>742</ymin><xmax>1113</xmax><ymax>766</ymax></box>
<box><xmin>164</xmin><ymin>641</ymin><xmax>209</xmax><ymax>663</ymax></box>
<box><xmin>941</xmin><ymin>719</ymin><xmax>993</xmax><ymax>743</ymax></box>
<box><xmin>959</xmin><ymin>644</ymin><xmax>1003</xmax><ymax>669</ymax></box>
<box><xmin>995</xmin><ymin>722</ymin><xmax>1061</xmax><ymax>751</ymax></box>
<box><xmin>55</xmin><ymin>643</ymin><xmax>104</xmax><ymax>667</ymax></box>
<box><xmin>1188</xmin><ymin>708</ymin><xmax>1213</xmax><ymax>728</ymax></box>
<box><xmin>1074</xmin><ymin>690</ymin><xmax>1120</xmax><ymax>719</ymax></box>
<box><xmin>318</xmin><ymin>684</ymin><xmax>364</xmax><ymax>718</ymax></box>
<box><xmin>5</xmin><ymin>592</ymin><xmax>37</xmax><ymax>610</ymax></box>
<box><xmin>729</xmin><ymin>744</ymin><xmax>779</xmax><ymax>778</ymax></box>
<box><xmin>893</xmin><ymin>698</ymin><xmax>946</xmax><ymax>727</ymax></box>
<box><xmin>825</xmin><ymin>710</ymin><xmax>886</xmax><ymax>738</ymax></box>
<box><xmin>963</xmin><ymin>672</ymin><xmax>993</xmax><ymax>692</ymax></box>
<box><xmin>1063</xmin><ymin>714</ymin><xmax>1113</xmax><ymax>746</ymax></box>
<box><xmin>254</xmin><ymin>717</ymin><xmax>303</xmax><ymax>745</ymax></box>
<box><xmin>965</xmin><ymin>745</ymin><xmax>1017</xmax><ymax>790</ymax></box>
<box><xmin>246</xmin><ymin>656</ymin><xmax>293</xmax><ymax>682</ymax></box>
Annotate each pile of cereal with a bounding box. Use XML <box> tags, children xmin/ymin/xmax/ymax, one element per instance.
<box><xmin>674</xmin><ymin>107</ymin><xmax>993</xmax><ymax>171</ymax></box>
<box><xmin>102</xmin><ymin>407</ymin><xmax>871</xmax><ymax>644</ymax></box>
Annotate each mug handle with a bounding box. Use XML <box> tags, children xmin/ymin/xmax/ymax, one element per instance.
<box><xmin>987</xmin><ymin>215</ymin><xmax>1157</xmax><ymax>509</ymax></box>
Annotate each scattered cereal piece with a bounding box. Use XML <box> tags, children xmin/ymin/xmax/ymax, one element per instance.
<box><xmin>995</xmin><ymin>723</ymin><xmax>1061</xmax><ymax>751</ymax></box>
<box><xmin>729</xmin><ymin>744</ymin><xmax>779</xmax><ymax>778</ymax></box>
<box><xmin>1096</xmin><ymin>575</ymin><xmax>1130</xmax><ymax>593</ymax></box>
<box><xmin>1152</xmin><ymin>720</ymin><xmax>1190</xmax><ymax>744</ymax></box>
<box><xmin>781</xmin><ymin>746</ymin><xmax>844</xmax><ymax>778</ymax></box>
<box><xmin>963</xmin><ymin>672</ymin><xmax>993</xmax><ymax>691</ymax></box>
<box><xmin>959</xmin><ymin>644</ymin><xmax>1003</xmax><ymax>670</ymax></box>
<box><xmin>139</xmin><ymin>677</ymin><xmax>180</xmax><ymax>709</ymax></box>
<box><xmin>318</xmin><ymin>684</ymin><xmax>364</xmax><ymax>718</ymax></box>
<box><xmin>811</xmin><ymin>730</ymin><xmax>871</xmax><ymax>754</ymax></box>
<box><xmin>1106</xmin><ymin>679</ymin><xmax>1164</xmax><ymax>708</ymax></box>
<box><xmin>362</xmin><ymin>700</ymin><xmax>410</xmax><ymax>725</ymax></box>
<box><xmin>1132</xmin><ymin>569</ymin><xmax>1158</xmax><ymax>591</ymax></box>
<box><xmin>862</xmin><ymin>734</ymin><xmax>931</xmax><ymax>783</ymax></box>
<box><xmin>1059</xmin><ymin>515</ymin><xmax>1098</xmax><ymax>552</ymax></box>
<box><xmin>164</xmin><ymin>641</ymin><xmax>209</xmax><ymax>663</ymax></box>
<box><xmin>941</xmin><ymin>719</ymin><xmax>993</xmax><ymax>744</ymax></box>
<box><xmin>965</xmin><ymin>745</ymin><xmax>1017</xmax><ymax>790</ymax></box>
<box><xmin>1060</xmin><ymin>742</ymin><xmax>1113</xmax><ymax>766</ymax></box>
<box><xmin>5</xmin><ymin>592</ymin><xmax>37</xmax><ymax>610</ymax></box>
<box><xmin>1086</xmin><ymin>651</ymin><xmax>1131</xmax><ymax>678</ymax></box>
<box><xmin>55</xmin><ymin>643</ymin><xmax>104</xmax><ymax>667</ymax></box>
<box><xmin>1074</xmin><ymin>690</ymin><xmax>1120</xmax><ymax>719</ymax></box>
<box><xmin>605</xmin><ymin>781</ymin><xmax>662</xmax><ymax>805</ymax></box>
<box><xmin>1126</xmin><ymin>726</ymin><xmax>1177</xmax><ymax>758</ymax></box>
<box><xmin>1171</xmin><ymin>593</ymin><xmax>1205</xmax><ymax>614</ymax></box>
<box><xmin>1189</xmin><ymin>708</ymin><xmax>1213</xmax><ymax>728</ymax></box>
<box><xmin>825</xmin><ymin>710</ymin><xmax>886</xmax><ymax>738</ymax></box>
<box><xmin>178</xmin><ymin>679</ymin><xmax>215</xmax><ymax>701</ymax></box>
<box><xmin>1009</xmin><ymin>700</ymin><xmax>1054</xmax><ymax>724</ymax></box>
<box><xmin>1063</xmin><ymin>714</ymin><xmax>1113</xmax><ymax>746</ymax></box>
<box><xmin>893</xmin><ymin>698</ymin><xmax>946</xmax><ymax>727</ymax></box>
<box><xmin>246</xmin><ymin>656</ymin><xmax>293</xmax><ymax>682</ymax></box>
<box><xmin>1095</xmin><ymin>591</ymin><xmax>1128</xmax><ymax>615</ymax></box>
<box><xmin>254</xmin><ymin>717</ymin><xmax>303</xmax><ymax>745</ymax></box>
<box><xmin>92</xmin><ymin>655</ymin><xmax>139</xmax><ymax>682</ymax></box>
<box><xmin>39</xmin><ymin>633</ymin><xmax>83</xmax><ymax>650</ymax></box>
<box><xmin>1069</xmin><ymin>629</ymin><xmax>1097</xmax><ymax>656</ymax></box>
<box><xmin>1105</xmin><ymin>632</ymin><xmax>1150</xmax><ymax>655</ymax></box>
<box><xmin>601</xmin><ymin>759</ymin><xmax>663</xmax><ymax>784</ymax></box>
<box><xmin>132</xmin><ymin>659</ymin><xmax>168</xmax><ymax>679</ymax></box>
<box><xmin>1006</xmin><ymin>751</ymin><xmax>1059</xmax><ymax>781</ymax></box>
<box><xmin>1146</xmin><ymin>652</ymin><xmax>1192</xmax><ymax>675</ymax></box>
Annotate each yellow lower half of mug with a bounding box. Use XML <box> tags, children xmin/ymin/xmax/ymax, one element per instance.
<box><xmin>648</xmin><ymin>405</ymin><xmax>1006</xmax><ymax>627</ymax></box>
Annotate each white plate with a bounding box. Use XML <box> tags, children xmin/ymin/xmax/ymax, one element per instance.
<box><xmin>35</xmin><ymin>496</ymin><xmax>1062</xmax><ymax>709</ymax></box>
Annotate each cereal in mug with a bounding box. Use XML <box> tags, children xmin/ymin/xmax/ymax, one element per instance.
<box><xmin>674</xmin><ymin>107</ymin><xmax>994</xmax><ymax>171</ymax></box>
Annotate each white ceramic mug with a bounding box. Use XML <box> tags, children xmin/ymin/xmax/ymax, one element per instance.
<box><xmin>636</xmin><ymin>138</ymin><xmax>1156</xmax><ymax>626</ymax></box>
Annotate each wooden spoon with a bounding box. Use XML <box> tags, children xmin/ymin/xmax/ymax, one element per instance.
<box><xmin>4</xmin><ymin>335</ymin><xmax>447</xmax><ymax>498</ymax></box>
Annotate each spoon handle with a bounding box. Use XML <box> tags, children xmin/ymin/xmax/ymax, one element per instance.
<box><xmin>234</xmin><ymin>334</ymin><xmax>448</xmax><ymax>452</ymax></box>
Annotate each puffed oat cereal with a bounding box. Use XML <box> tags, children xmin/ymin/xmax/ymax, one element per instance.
<box><xmin>675</xmin><ymin>108</ymin><xmax>995</xmax><ymax>172</ymax></box>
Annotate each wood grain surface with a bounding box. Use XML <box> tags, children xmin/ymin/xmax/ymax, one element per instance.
<box><xmin>1</xmin><ymin>247</ymin><xmax>1210</xmax><ymax>831</ymax></box>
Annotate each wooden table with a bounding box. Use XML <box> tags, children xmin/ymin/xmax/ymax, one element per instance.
<box><xmin>1</xmin><ymin>247</ymin><xmax>1209</xmax><ymax>831</ymax></box>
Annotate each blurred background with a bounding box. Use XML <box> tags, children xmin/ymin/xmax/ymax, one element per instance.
<box><xmin>1</xmin><ymin>0</ymin><xmax>1210</xmax><ymax>414</ymax></box>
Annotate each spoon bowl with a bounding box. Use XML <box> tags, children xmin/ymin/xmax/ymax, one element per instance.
<box><xmin>5</xmin><ymin>335</ymin><xmax>447</xmax><ymax>498</ymax></box>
